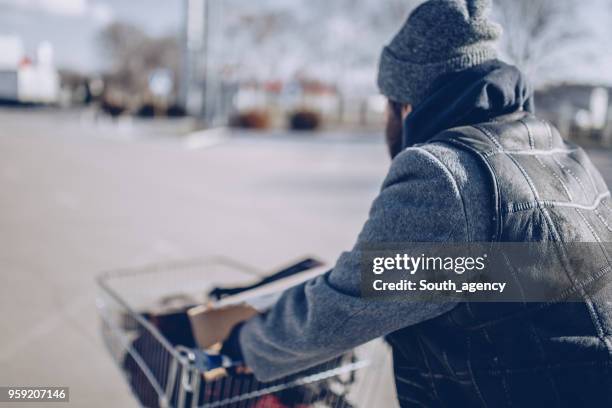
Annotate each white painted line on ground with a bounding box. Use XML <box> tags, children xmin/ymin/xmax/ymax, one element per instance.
<box><xmin>183</xmin><ymin>127</ymin><xmax>229</xmax><ymax>150</ymax></box>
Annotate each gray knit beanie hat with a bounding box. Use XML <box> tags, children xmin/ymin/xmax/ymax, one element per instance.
<box><xmin>377</xmin><ymin>0</ymin><xmax>502</xmax><ymax>106</ymax></box>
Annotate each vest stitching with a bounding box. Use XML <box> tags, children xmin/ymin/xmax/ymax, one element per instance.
<box><xmin>600</xmin><ymin>201</ymin><xmax>612</xmax><ymax>233</ymax></box>
<box><xmin>473</xmin><ymin>125</ymin><xmax>578</xmax><ymax>248</ymax></box>
<box><xmin>482</xmin><ymin>328</ymin><xmax>492</xmax><ymax>343</ymax></box>
<box><xmin>477</xmin><ymin>126</ymin><xmax>566</xmax><ymax>259</ymax></box>
<box><xmin>395</xmin><ymin>375</ymin><xmax>429</xmax><ymax>390</ymax></box>
<box><xmin>395</xmin><ymin>376</ymin><xmax>435</xmax><ymax>407</ymax></box>
<box><xmin>518</xmin><ymin>119</ymin><xmax>564</xmax><ymax>404</ymax></box>
<box><xmin>574</xmin><ymin>209</ymin><xmax>612</xmax><ymax>355</ymax></box>
<box><xmin>523</xmin><ymin>117</ymin><xmax>535</xmax><ymax>149</ymax></box>
<box><xmin>553</xmin><ymin>155</ymin><xmax>589</xmax><ymax>196</ymax></box>
<box><xmin>480</xmin><ymin>149</ymin><xmax>499</xmax><ymax>157</ymax></box>
<box><xmin>473</xmin><ymin>125</ymin><xmax>542</xmax><ymax>203</ymax></box>
<box><xmin>473</xmin><ymin>124</ymin><xmax>558</xmax><ymax>237</ymax></box>
<box><xmin>442</xmin><ymin>351</ymin><xmax>456</xmax><ymax>378</ymax></box>
<box><xmin>538</xmin><ymin>156</ymin><xmax>574</xmax><ymax>200</ymax></box>
<box><xmin>396</xmin><ymin>393</ymin><xmax>429</xmax><ymax>407</ymax></box>
<box><xmin>602</xmin><ymin>200</ymin><xmax>612</xmax><ymax>215</ymax></box>
<box><xmin>500</xmin><ymin>371</ymin><xmax>513</xmax><ymax>408</ymax></box>
<box><xmin>420</xmin><ymin>372</ymin><xmax>471</xmax><ymax>381</ymax></box>
<box><xmin>482</xmin><ymin>147</ymin><xmax>579</xmax><ymax>158</ymax></box>
<box><xmin>535</xmin><ymin>116</ymin><xmax>555</xmax><ymax>150</ymax></box>
<box><xmin>500</xmin><ymin>248</ymin><xmax>528</xmax><ymax>301</ymax></box>
<box><xmin>411</xmin><ymin>359</ymin><xmax>612</xmax><ymax>377</ymax></box>
<box><xmin>390</xmin><ymin>337</ymin><xmax>434</xmax><ymax>395</ymax></box>
<box><xmin>415</xmin><ymin>332</ymin><xmax>443</xmax><ymax>404</ymax></box>
<box><xmin>552</xmin><ymin>153</ymin><xmax>608</xmax><ymax>241</ymax></box>
<box><xmin>475</xmin><ymin>123</ymin><xmax>586</xmax><ymax>308</ymax></box>
<box><xmin>466</xmin><ymin>335</ymin><xmax>489</xmax><ymax>407</ymax></box>
<box><xmin>504</xmin><ymin>191</ymin><xmax>611</xmax><ymax>214</ymax></box>
<box><xmin>519</xmin><ymin>118</ymin><xmax>573</xmax><ymax>202</ymax></box>
<box><xmin>462</xmin><ymin>264</ymin><xmax>612</xmax><ymax>331</ymax></box>
<box><xmin>566</xmin><ymin>148</ymin><xmax>603</xmax><ymax>196</ymax></box>
<box><xmin>473</xmin><ymin>359</ymin><xmax>612</xmax><ymax>376</ymax></box>
<box><xmin>478</xmin><ymin>123</ymin><xmax>579</xmax><ymax>406</ymax></box>
<box><xmin>550</xmin><ymin>192</ymin><xmax>611</xmax><ymax>208</ymax></box>
<box><xmin>473</xmin><ymin>125</ymin><xmax>503</xmax><ymax>149</ymax></box>
<box><xmin>595</xmin><ymin>209</ymin><xmax>612</xmax><ymax>233</ymax></box>
<box><xmin>576</xmin><ymin>208</ymin><xmax>602</xmax><ymax>244</ymax></box>
<box><xmin>558</xmin><ymin>152</ymin><xmax>612</xmax><ymax>235</ymax></box>
<box><xmin>528</xmin><ymin>316</ymin><xmax>562</xmax><ymax>404</ymax></box>
<box><xmin>466</xmin><ymin>301</ymin><xmax>476</xmax><ymax>319</ymax></box>
<box><xmin>480</xmin><ymin>326</ymin><xmax>513</xmax><ymax>407</ymax></box>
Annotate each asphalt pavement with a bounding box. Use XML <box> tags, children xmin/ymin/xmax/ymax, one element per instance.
<box><xmin>0</xmin><ymin>108</ymin><xmax>391</xmax><ymax>407</ymax></box>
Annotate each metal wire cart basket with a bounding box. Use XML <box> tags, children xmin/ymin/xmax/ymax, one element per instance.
<box><xmin>96</xmin><ymin>257</ymin><xmax>393</xmax><ymax>408</ymax></box>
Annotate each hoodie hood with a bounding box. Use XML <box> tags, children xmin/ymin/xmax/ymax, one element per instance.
<box><xmin>402</xmin><ymin>59</ymin><xmax>534</xmax><ymax>149</ymax></box>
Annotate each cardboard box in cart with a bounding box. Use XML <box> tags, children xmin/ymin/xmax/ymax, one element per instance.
<box><xmin>187</xmin><ymin>263</ymin><xmax>329</xmax><ymax>349</ymax></box>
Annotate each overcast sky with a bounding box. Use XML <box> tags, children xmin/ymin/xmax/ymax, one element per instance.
<box><xmin>0</xmin><ymin>0</ymin><xmax>182</xmax><ymax>73</ymax></box>
<box><xmin>1</xmin><ymin>0</ymin><xmax>611</xmax><ymax>87</ymax></box>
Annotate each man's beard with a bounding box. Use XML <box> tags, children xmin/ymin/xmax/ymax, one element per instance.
<box><xmin>385</xmin><ymin>111</ymin><xmax>404</xmax><ymax>159</ymax></box>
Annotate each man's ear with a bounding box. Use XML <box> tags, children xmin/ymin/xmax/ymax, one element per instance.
<box><xmin>401</xmin><ymin>104</ymin><xmax>413</xmax><ymax>120</ymax></box>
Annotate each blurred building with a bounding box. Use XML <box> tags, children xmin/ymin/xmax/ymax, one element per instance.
<box><xmin>227</xmin><ymin>78</ymin><xmax>385</xmax><ymax>131</ymax></box>
<box><xmin>535</xmin><ymin>84</ymin><xmax>612</xmax><ymax>146</ymax></box>
<box><xmin>0</xmin><ymin>35</ymin><xmax>60</xmax><ymax>104</ymax></box>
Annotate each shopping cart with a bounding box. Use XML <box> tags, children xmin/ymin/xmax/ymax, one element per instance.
<box><xmin>96</xmin><ymin>256</ymin><xmax>393</xmax><ymax>408</ymax></box>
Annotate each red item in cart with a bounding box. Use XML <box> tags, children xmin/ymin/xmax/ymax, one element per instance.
<box><xmin>253</xmin><ymin>394</ymin><xmax>310</xmax><ymax>408</ymax></box>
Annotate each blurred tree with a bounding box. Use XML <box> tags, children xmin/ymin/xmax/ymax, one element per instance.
<box><xmin>212</xmin><ymin>0</ymin><xmax>611</xmax><ymax>90</ymax></box>
<box><xmin>99</xmin><ymin>22</ymin><xmax>180</xmax><ymax>109</ymax></box>
<box><xmin>493</xmin><ymin>0</ymin><xmax>597</xmax><ymax>88</ymax></box>
<box><xmin>209</xmin><ymin>0</ymin><xmax>420</xmax><ymax>95</ymax></box>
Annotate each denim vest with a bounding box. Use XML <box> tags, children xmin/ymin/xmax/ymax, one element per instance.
<box><xmin>388</xmin><ymin>112</ymin><xmax>612</xmax><ymax>407</ymax></box>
